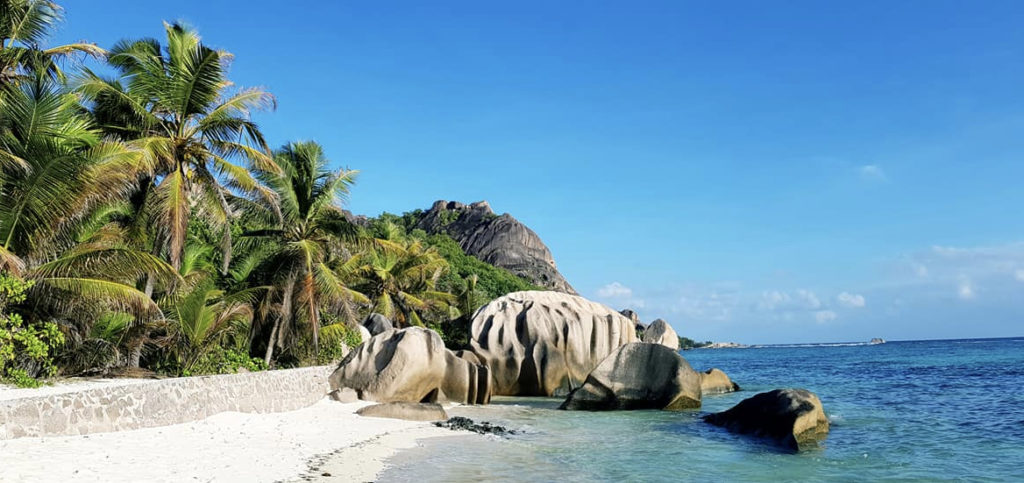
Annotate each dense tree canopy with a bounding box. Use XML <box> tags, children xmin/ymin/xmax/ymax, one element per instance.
<box><xmin>0</xmin><ymin>1</ymin><xmax>539</xmax><ymax>386</ymax></box>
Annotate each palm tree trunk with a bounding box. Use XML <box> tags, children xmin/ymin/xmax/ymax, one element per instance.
<box><xmin>263</xmin><ymin>317</ymin><xmax>280</xmax><ymax>366</ymax></box>
<box><xmin>128</xmin><ymin>346</ymin><xmax>142</xmax><ymax>369</ymax></box>
<box><xmin>143</xmin><ymin>273</ymin><xmax>155</xmax><ymax>298</ymax></box>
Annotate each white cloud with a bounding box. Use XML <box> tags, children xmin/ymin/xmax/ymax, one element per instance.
<box><xmin>595</xmin><ymin>282</ymin><xmax>645</xmax><ymax>309</ymax></box>
<box><xmin>814</xmin><ymin>310</ymin><xmax>838</xmax><ymax>323</ymax></box>
<box><xmin>1015</xmin><ymin>269</ymin><xmax>1024</xmax><ymax>282</ymax></box>
<box><xmin>958</xmin><ymin>280</ymin><xmax>974</xmax><ymax>300</ymax></box>
<box><xmin>597</xmin><ymin>282</ymin><xmax>632</xmax><ymax>298</ymax></box>
<box><xmin>758</xmin><ymin>289</ymin><xmax>820</xmax><ymax>311</ymax></box>
<box><xmin>837</xmin><ymin>292</ymin><xmax>866</xmax><ymax>308</ymax></box>
<box><xmin>859</xmin><ymin>164</ymin><xmax>888</xmax><ymax>181</ymax></box>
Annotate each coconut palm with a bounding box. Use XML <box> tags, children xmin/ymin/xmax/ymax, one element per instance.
<box><xmin>0</xmin><ymin>0</ymin><xmax>104</xmax><ymax>85</ymax></box>
<box><xmin>76</xmin><ymin>22</ymin><xmax>278</xmax><ymax>273</ymax></box>
<box><xmin>162</xmin><ymin>282</ymin><xmax>254</xmax><ymax>374</ymax></box>
<box><xmin>239</xmin><ymin>140</ymin><xmax>366</xmax><ymax>364</ymax></box>
<box><xmin>0</xmin><ymin>75</ymin><xmax>178</xmax><ymax>377</ymax></box>
<box><xmin>352</xmin><ymin>236</ymin><xmax>454</xmax><ymax>327</ymax></box>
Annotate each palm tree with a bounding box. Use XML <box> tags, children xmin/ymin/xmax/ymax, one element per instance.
<box><xmin>162</xmin><ymin>282</ymin><xmax>254</xmax><ymax>374</ymax></box>
<box><xmin>0</xmin><ymin>0</ymin><xmax>104</xmax><ymax>85</ymax></box>
<box><xmin>353</xmin><ymin>234</ymin><xmax>454</xmax><ymax>327</ymax></box>
<box><xmin>239</xmin><ymin>140</ymin><xmax>366</xmax><ymax>364</ymax></box>
<box><xmin>77</xmin><ymin>22</ymin><xmax>278</xmax><ymax>273</ymax></box>
<box><xmin>0</xmin><ymin>74</ymin><xmax>178</xmax><ymax>371</ymax></box>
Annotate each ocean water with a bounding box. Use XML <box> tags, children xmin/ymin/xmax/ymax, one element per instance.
<box><xmin>380</xmin><ymin>338</ymin><xmax>1024</xmax><ymax>482</ymax></box>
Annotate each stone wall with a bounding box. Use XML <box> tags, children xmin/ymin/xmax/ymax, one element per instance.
<box><xmin>0</xmin><ymin>366</ymin><xmax>333</xmax><ymax>440</ymax></box>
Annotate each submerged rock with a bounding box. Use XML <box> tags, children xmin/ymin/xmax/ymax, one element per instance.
<box><xmin>434</xmin><ymin>416</ymin><xmax>517</xmax><ymax>436</ymax></box>
<box><xmin>642</xmin><ymin>319</ymin><xmax>680</xmax><ymax>351</ymax></box>
<box><xmin>469</xmin><ymin>291</ymin><xmax>638</xmax><ymax>396</ymax></box>
<box><xmin>329</xmin><ymin>327</ymin><xmax>490</xmax><ymax>404</ymax></box>
<box><xmin>560</xmin><ymin>342</ymin><xmax>702</xmax><ymax>411</ymax></box>
<box><xmin>699</xmin><ymin>368</ymin><xmax>740</xmax><ymax>395</ymax></box>
<box><xmin>702</xmin><ymin>388</ymin><xmax>829</xmax><ymax>451</ymax></box>
<box><xmin>356</xmin><ymin>402</ymin><xmax>448</xmax><ymax>421</ymax></box>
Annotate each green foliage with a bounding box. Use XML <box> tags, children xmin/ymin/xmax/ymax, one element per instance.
<box><xmin>437</xmin><ymin>209</ymin><xmax>461</xmax><ymax>227</ymax></box>
<box><xmin>182</xmin><ymin>346</ymin><xmax>267</xmax><ymax>377</ymax></box>
<box><xmin>678</xmin><ymin>336</ymin><xmax>712</xmax><ymax>350</ymax></box>
<box><xmin>1</xmin><ymin>274</ymin><xmax>64</xmax><ymax>386</ymax></box>
<box><xmin>317</xmin><ymin>321</ymin><xmax>363</xmax><ymax>364</ymax></box>
<box><xmin>426</xmin><ymin>233</ymin><xmax>540</xmax><ymax>303</ymax></box>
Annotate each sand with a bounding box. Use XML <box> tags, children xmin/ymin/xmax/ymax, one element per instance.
<box><xmin>0</xmin><ymin>398</ymin><xmax>459</xmax><ymax>482</ymax></box>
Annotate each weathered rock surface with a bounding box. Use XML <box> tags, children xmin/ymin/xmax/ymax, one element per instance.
<box><xmin>414</xmin><ymin>200</ymin><xmax>576</xmax><ymax>294</ymax></box>
<box><xmin>620</xmin><ymin>309</ymin><xmax>647</xmax><ymax>334</ymax></box>
<box><xmin>434</xmin><ymin>417</ymin><xmax>517</xmax><ymax>436</ymax></box>
<box><xmin>329</xmin><ymin>327</ymin><xmax>490</xmax><ymax>404</ymax></box>
<box><xmin>328</xmin><ymin>387</ymin><xmax>359</xmax><ymax>403</ymax></box>
<box><xmin>642</xmin><ymin>319</ymin><xmax>680</xmax><ymax>350</ymax></box>
<box><xmin>699</xmin><ymin>368</ymin><xmax>740</xmax><ymax>395</ymax></box>
<box><xmin>469</xmin><ymin>291</ymin><xmax>638</xmax><ymax>396</ymax></box>
<box><xmin>560</xmin><ymin>342</ymin><xmax>702</xmax><ymax>411</ymax></box>
<box><xmin>702</xmin><ymin>388</ymin><xmax>829</xmax><ymax>450</ymax></box>
<box><xmin>356</xmin><ymin>402</ymin><xmax>448</xmax><ymax>421</ymax></box>
<box><xmin>361</xmin><ymin>313</ymin><xmax>393</xmax><ymax>336</ymax></box>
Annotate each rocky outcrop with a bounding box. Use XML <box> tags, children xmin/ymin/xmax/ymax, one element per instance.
<box><xmin>361</xmin><ymin>313</ymin><xmax>393</xmax><ymax>336</ymax></box>
<box><xmin>642</xmin><ymin>319</ymin><xmax>680</xmax><ymax>350</ymax></box>
<box><xmin>702</xmin><ymin>388</ymin><xmax>829</xmax><ymax>450</ymax></box>
<box><xmin>414</xmin><ymin>200</ymin><xmax>576</xmax><ymax>294</ymax></box>
<box><xmin>469</xmin><ymin>291</ymin><xmax>638</xmax><ymax>396</ymax></box>
<box><xmin>328</xmin><ymin>327</ymin><xmax>490</xmax><ymax>405</ymax></box>
<box><xmin>560</xmin><ymin>342</ymin><xmax>702</xmax><ymax>411</ymax></box>
<box><xmin>356</xmin><ymin>402</ymin><xmax>448</xmax><ymax>421</ymax></box>
<box><xmin>620</xmin><ymin>309</ymin><xmax>647</xmax><ymax>334</ymax></box>
<box><xmin>699</xmin><ymin>368</ymin><xmax>740</xmax><ymax>395</ymax></box>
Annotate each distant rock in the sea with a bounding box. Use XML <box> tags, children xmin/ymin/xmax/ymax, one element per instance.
<box><xmin>560</xmin><ymin>342</ymin><xmax>702</xmax><ymax>411</ymax></box>
<box><xmin>702</xmin><ymin>388</ymin><xmax>829</xmax><ymax>451</ymax></box>
<box><xmin>700</xmin><ymin>342</ymin><xmax>749</xmax><ymax>349</ymax></box>
<box><xmin>469</xmin><ymin>291</ymin><xmax>637</xmax><ymax>396</ymax></box>
<box><xmin>869</xmin><ymin>338</ymin><xmax>886</xmax><ymax>345</ymax></box>
<box><xmin>414</xmin><ymin>200</ymin><xmax>576</xmax><ymax>294</ymax></box>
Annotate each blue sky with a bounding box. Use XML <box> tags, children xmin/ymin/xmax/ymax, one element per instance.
<box><xmin>55</xmin><ymin>1</ymin><xmax>1024</xmax><ymax>343</ymax></box>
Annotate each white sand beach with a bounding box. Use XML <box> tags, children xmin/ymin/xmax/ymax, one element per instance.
<box><xmin>0</xmin><ymin>398</ymin><xmax>459</xmax><ymax>482</ymax></box>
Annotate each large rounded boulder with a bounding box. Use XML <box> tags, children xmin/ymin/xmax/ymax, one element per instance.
<box><xmin>642</xmin><ymin>319</ymin><xmax>680</xmax><ymax>350</ymax></box>
<box><xmin>469</xmin><ymin>291</ymin><xmax>638</xmax><ymax>396</ymax></box>
<box><xmin>700</xmin><ymin>368</ymin><xmax>740</xmax><ymax>395</ymax></box>
<box><xmin>702</xmin><ymin>388</ymin><xmax>829</xmax><ymax>450</ymax></box>
<box><xmin>560</xmin><ymin>342</ymin><xmax>702</xmax><ymax>411</ymax></box>
<box><xmin>329</xmin><ymin>327</ymin><xmax>490</xmax><ymax>404</ymax></box>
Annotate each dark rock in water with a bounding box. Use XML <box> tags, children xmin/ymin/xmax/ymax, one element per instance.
<box><xmin>870</xmin><ymin>338</ymin><xmax>886</xmax><ymax>345</ymax></box>
<box><xmin>357</xmin><ymin>402</ymin><xmax>448</xmax><ymax>421</ymax></box>
<box><xmin>361</xmin><ymin>313</ymin><xmax>393</xmax><ymax>336</ymax></box>
<box><xmin>413</xmin><ymin>200</ymin><xmax>576</xmax><ymax>294</ymax></box>
<box><xmin>434</xmin><ymin>416</ymin><xmax>517</xmax><ymax>436</ymax></box>
<box><xmin>560</xmin><ymin>342</ymin><xmax>702</xmax><ymax>411</ymax></box>
<box><xmin>702</xmin><ymin>388</ymin><xmax>829</xmax><ymax>451</ymax></box>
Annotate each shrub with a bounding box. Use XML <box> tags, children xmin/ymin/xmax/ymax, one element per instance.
<box><xmin>1</xmin><ymin>274</ymin><xmax>65</xmax><ymax>387</ymax></box>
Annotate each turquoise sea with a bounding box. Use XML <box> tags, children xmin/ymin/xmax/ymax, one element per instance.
<box><xmin>381</xmin><ymin>337</ymin><xmax>1024</xmax><ymax>482</ymax></box>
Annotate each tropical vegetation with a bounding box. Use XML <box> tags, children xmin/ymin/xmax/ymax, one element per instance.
<box><xmin>0</xmin><ymin>0</ymin><xmax>538</xmax><ymax>387</ymax></box>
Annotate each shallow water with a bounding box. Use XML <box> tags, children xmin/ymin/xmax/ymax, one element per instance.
<box><xmin>380</xmin><ymin>337</ymin><xmax>1024</xmax><ymax>482</ymax></box>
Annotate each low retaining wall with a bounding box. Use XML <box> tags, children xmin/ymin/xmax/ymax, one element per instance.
<box><xmin>0</xmin><ymin>366</ymin><xmax>333</xmax><ymax>440</ymax></box>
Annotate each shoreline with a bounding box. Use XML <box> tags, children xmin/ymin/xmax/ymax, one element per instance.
<box><xmin>0</xmin><ymin>397</ymin><xmax>462</xmax><ymax>482</ymax></box>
